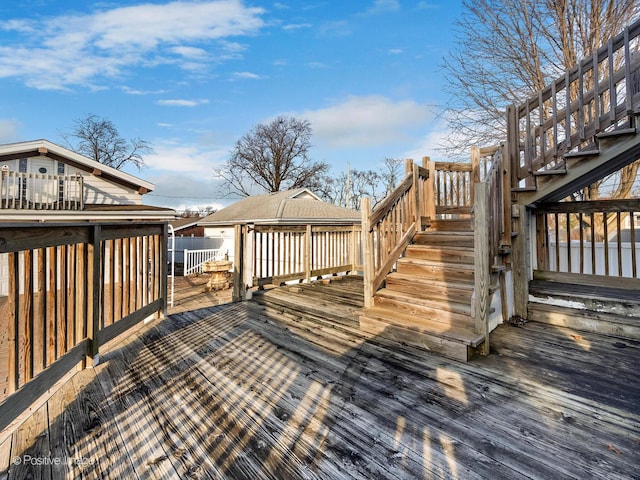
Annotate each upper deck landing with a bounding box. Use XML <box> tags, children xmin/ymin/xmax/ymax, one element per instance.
<box><xmin>1</xmin><ymin>277</ymin><xmax>638</xmax><ymax>479</ymax></box>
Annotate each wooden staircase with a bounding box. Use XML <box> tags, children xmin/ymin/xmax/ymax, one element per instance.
<box><xmin>358</xmin><ymin>218</ymin><xmax>486</xmax><ymax>362</ymax></box>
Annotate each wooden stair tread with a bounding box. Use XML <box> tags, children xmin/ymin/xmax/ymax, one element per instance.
<box><xmin>397</xmin><ymin>257</ymin><xmax>474</xmax><ymax>271</ymax></box>
<box><xmin>596</xmin><ymin>127</ymin><xmax>636</xmax><ymax>139</ymax></box>
<box><xmin>511</xmin><ymin>186</ymin><xmax>537</xmax><ymax>192</ymax></box>
<box><xmin>360</xmin><ymin>306</ymin><xmax>484</xmax><ymax>347</ymax></box>
<box><xmin>534</xmin><ymin>167</ymin><xmax>567</xmax><ymax>176</ymax></box>
<box><xmin>375</xmin><ymin>288</ymin><xmax>472</xmax><ymax>316</ymax></box>
<box><xmin>563</xmin><ymin>148</ymin><xmax>600</xmax><ymax>158</ymax></box>
<box><xmin>385</xmin><ymin>272</ymin><xmax>474</xmax><ymax>290</ymax></box>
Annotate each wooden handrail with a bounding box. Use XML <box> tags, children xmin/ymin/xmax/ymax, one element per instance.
<box><xmin>362</xmin><ymin>160</ymin><xmax>428</xmax><ymax>307</ymax></box>
<box><xmin>508</xmin><ymin>19</ymin><xmax>640</xmax><ymax>185</ymax></box>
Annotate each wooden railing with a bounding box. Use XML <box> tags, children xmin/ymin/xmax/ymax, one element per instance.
<box><xmin>472</xmin><ymin>145</ymin><xmax>510</xmax><ymax>354</ymax></box>
<box><xmin>509</xmin><ymin>20</ymin><xmax>640</xmax><ymax>186</ymax></box>
<box><xmin>0</xmin><ymin>222</ymin><xmax>167</xmax><ymax>431</ymax></box>
<box><xmin>232</xmin><ymin>223</ymin><xmax>361</xmax><ymax>299</ymax></box>
<box><xmin>0</xmin><ymin>170</ymin><xmax>84</xmax><ymax>210</ymax></box>
<box><xmin>429</xmin><ymin>160</ymin><xmax>479</xmax><ymax>216</ymax></box>
<box><xmin>533</xmin><ymin>199</ymin><xmax>640</xmax><ymax>285</ymax></box>
<box><xmin>362</xmin><ymin>160</ymin><xmax>429</xmax><ymax>308</ymax></box>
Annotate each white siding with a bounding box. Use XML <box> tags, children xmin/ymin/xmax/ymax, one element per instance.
<box><xmin>83</xmin><ymin>174</ymin><xmax>141</xmax><ymax>205</ymax></box>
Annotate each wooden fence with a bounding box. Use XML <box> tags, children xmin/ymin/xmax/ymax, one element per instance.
<box><xmin>0</xmin><ymin>170</ymin><xmax>83</xmax><ymax>210</ymax></box>
<box><xmin>232</xmin><ymin>223</ymin><xmax>362</xmax><ymax>300</ymax></box>
<box><xmin>0</xmin><ymin>222</ymin><xmax>167</xmax><ymax>431</ymax></box>
<box><xmin>533</xmin><ymin>199</ymin><xmax>640</xmax><ymax>286</ymax></box>
<box><xmin>509</xmin><ymin>20</ymin><xmax>640</xmax><ymax>186</ymax></box>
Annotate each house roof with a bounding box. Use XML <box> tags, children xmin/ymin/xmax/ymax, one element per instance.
<box><xmin>199</xmin><ymin>188</ymin><xmax>360</xmax><ymax>226</ymax></box>
<box><xmin>169</xmin><ymin>216</ymin><xmax>203</xmax><ymax>231</ymax></box>
<box><xmin>0</xmin><ymin>139</ymin><xmax>155</xmax><ymax>193</ymax></box>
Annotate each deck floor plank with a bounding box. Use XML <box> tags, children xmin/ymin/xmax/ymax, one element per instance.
<box><xmin>1</xmin><ymin>277</ymin><xmax>638</xmax><ymax>479</ymax></box>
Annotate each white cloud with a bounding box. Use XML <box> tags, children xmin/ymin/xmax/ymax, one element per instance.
<box><xmin>368</xmin><ymin>0</ymin><xmax>400</xmax><ymax>14</ymax></box>
<box><xmin>283</xmin><ymin>23</ymin><xmax>312</xmax><ymax>31</ymax></box>
<box><xmin>157</xmin><ymin>99</ymin><xmax>210</xmax><ymax>107</ymax></box>
<box><xmin>297</xmin><ymin>95</ymin><xmax>432</xmax><ymax>148</ymax></box>
<box><xmin>0</xmin><ymin>1</ymin><xmax>266</xmax><ymax>90</ymax></box>
<box><xmin>231</xmin><ymin>71</ymin><xmax>263</xmax><ymax>80</ymax></box>
<box><xmin>145</xmin><ymin>142</ymin><xmax>229</xmax><ymax>178</ymax></box>
<box><xmin>0</xmin><ymin>119</ymin><xmax>21</xmax><ymax>143</ymax></box>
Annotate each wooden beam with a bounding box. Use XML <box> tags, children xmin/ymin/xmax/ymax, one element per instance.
<box><xmin>37</xmin><ymin>147</ymin><xmax>48</xmax><ymax>155</ymax></box>
<box><xmin>473</xmin><ymin>182</ymin><xmax>490</xmax><ymax>355</ymax></box>
<box><xmin>512</xmin><ymin>204</ymin><xmax>531</xmax><ymax>318</ymax></box>
<box><xmin>92</xmin><ymin>168</ymin><xmax>102</xmax><ymax>176</ymax></box>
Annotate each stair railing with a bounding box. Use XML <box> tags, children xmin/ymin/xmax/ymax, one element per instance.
<box><xmin>362</xmin><ymin>159</ymin><xmax>429</xmax><ymax>308</ymax></box>
<box><xmin>472</xmin><ymin>145</ymin><xmax>510</xmax><ymax>354</ymax></box>
<box><xmin>508</xmin><ymin>20</ymin><xmax>640</xmax><ymax>187</ymax></box>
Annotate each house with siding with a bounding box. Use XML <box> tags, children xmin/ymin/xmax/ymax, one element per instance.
<box><xmin>0</xmin><ymin>139</ymin><xmax>174</xmax><ymax>222</ymax></box>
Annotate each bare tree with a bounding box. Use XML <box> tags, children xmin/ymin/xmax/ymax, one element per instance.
<box><xmin>62</xmin><ymin>114</ymin><xmax>151</xmax><ymax>170</ymax></box>
<box><xmin>443</xmin><ymin>0</ymin><xmax>640</xmax><ymax>199</ymax></box>
<box><xmin>319</xmin><ymin>161</ymin><xmax>401</xmax><ymax>209</ymax></box>
<box><xmin>216</xmin><ymin>116</ymin><xmax>329</xmax><ymax>196</ymax></box>
<box><xmin>443</xmin><ymin>0</ymin><xmax>638</xmax><ymax>154</ymax></box>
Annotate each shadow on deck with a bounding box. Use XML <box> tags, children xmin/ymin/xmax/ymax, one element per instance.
<box><xmin>1</xmin><ymin>276</ymin><xmax>638</xmax><ymax>479</ymax></box>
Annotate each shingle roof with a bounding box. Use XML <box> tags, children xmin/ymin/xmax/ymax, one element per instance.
<box><xmin>199</xmin><ymin>188</ymin><xmax>360</xmax><ymax>225</ymax></box>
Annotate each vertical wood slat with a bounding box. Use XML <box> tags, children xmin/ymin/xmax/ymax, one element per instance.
<box><xmin>8</xmin><ymin>253</ymin><xmax>18</xmax><ymax>394</ymax></box>
<box><xmin>566</xmin><ymin>213</ymin><xmax>572</xmax><ymax>273</ymax></box>
<box><xmin>631</xmin><ymin>212</ymin><xmax>637</xmax><ymax>278</ymax></box>
<box><xmin>22</xmin><ymin>249</ymin><xmax>34</xmax><ymax>384</ymax></box>
<box><xmin>34</xmin><ymin>248</ymin><xmax>46</xmax><ymax>376</ymax></box>
<box><xmin>115</xmin><ymin>239</ymin><xmax>123</xmax><ymax>322</ymax></box>
<box><xmin>590</xmin><ymin>213</ymin><xmax>596</xmax><ymax>275</ymax></box>
<box><xmin>47</xmin><ymin>247</ymin><xmax>56</xmax><ymax>367</ymax></box>
<box><xmin>608</xmin><ymin>39</ymin><xmax>616</xmax><ymax>121</ymax></box>
<box><xmin>616</xmin><ymin>213</ymin><xmax>622</xmax><ymax>276</ymax></box>
<box><xmin>603</xmin><ymin>213</ymin><xmax>609</xmax><ymax>275</ymax></box>
<box><xmin>362</xmin><ymin>197</ymin><xmax>373</xmax><ymax>308</ymax></box>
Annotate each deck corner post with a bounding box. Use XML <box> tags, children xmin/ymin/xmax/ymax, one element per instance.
<box><xmin>473</xmin><ymin>182</ymin><xmax>490</xmax><ymax>355</ymax></box>
<box><xmin>243</xmin><ymin>224</ymin><xmax>254</xmax><ymax>300</ymax></box>
<box><xmin>362</xmin><ymin>197</ymin><xmax>374</xmax><ymax>308</ymax></box>
<box><xmin>412</xmin><ymin>162</ymin><xmax>421</xmax><ymax>230</ymax></box>
<box><xmin>424</xmin><ymin>157</ymin><xmax>436</xmax><ymax>221</ymax></box>
<box><xmin>87</xmin><ymin>224</ymin><xmax>102</xmax><ymax>366</ymax></box>
<box><xmin>304</xmin><ymin>224</ymin><xmax>312</xmax><ymax>283</ymax></box>
<box><xmin>161</xmin><ymin>222</ymin><xmax>168</xmax><ymax>318</ymax></box>
<box><xmin>232</xmin><ymin>224</ymin><xmax>243</xmax><ymax>302</ymax></box>
<box><xmin>512</xmin><ymin>203</ymin><xmax>531</xmax><ymax>319</ymax></box>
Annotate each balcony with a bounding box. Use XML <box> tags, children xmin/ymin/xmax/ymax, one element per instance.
<box><xmin>0</xmin><ymin>169</ymin><xmax>84</xmax><ymax>210</ymax></box>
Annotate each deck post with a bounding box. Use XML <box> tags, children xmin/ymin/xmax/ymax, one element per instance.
<box><xmin>362</xmin><ymin>197</ymin><xmax>374</xmax><ymax>308</ymax></box>
<box><xmin>232</xmin><ymin>224</ymin><xmax>243</xmax><ymax>302</ymax></box>
<box><xmin>423</xmin><ymin>156</ymin><xmax>436</xmax><ymax>221</ymax></box>
<box><xmin>412</xmin><ymin>162</ymin><xmax>421</xmax><ymax>230</ymax></box>
<box><xmin>87</xmin><ymin>224</ymin><xmax>102</xmax><ymax>366</ymax></box>
<box><xmin>512</xmin><ymin>204</ymin><xmax>531</xmax><ymax>319</ymax></box>
<box><xmin>243</xmin><ymin>224</ymin><xmax>254</xmax><ymax>300</ymax></box>
<box><xmin>304</xmin><ymin>224</ymin><xmax>312</xmax><ymax>283</ymax></box>
<box><xmin>473</xmin><ymin>182</ymin><xmax>490</xmax><ymax>355</ymax></box>
<box><xmin>470</xmin><ymin>147</ymin><xmax>481</xmax><ymax>203</ymax></box>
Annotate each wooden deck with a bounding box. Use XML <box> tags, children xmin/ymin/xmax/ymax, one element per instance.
<box><xmin>1</xmin><ymin>276</ymin><xmax>639</xmax><ymax>479</ymax></box>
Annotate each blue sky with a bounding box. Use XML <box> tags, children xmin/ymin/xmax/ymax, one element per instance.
<box><xmin>0</xmin><ymin>0</ymin><xmax>462</xmax><ymax>211</ymax></box>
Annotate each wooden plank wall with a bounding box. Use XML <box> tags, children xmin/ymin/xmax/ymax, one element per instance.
<box><xmin>0</xmin><ymin>222</ymin><xmax>167</xmax><ymax>432</ymax></box>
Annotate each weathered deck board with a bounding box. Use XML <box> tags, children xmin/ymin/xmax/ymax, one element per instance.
<box><xmin>0</xmin><ymin>277</ymin><xmax>638</xmax><ymax>479</ymax></box>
